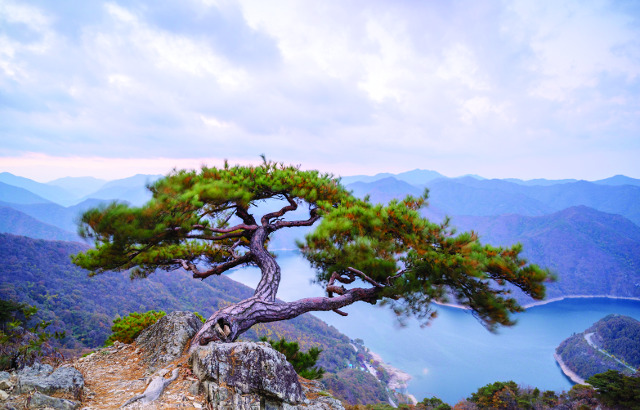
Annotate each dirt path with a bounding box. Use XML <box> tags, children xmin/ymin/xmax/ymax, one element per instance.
<box><xmin>584</xmin><ymin>333</ymin><xmax>637</xmax><ymax>373</ymax></box>
<box><xmin>73</xmin><ymin>342</ymin><xmax>206</xmax><ymax>409</ymax></box>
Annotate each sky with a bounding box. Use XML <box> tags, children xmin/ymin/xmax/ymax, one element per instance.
<box><xmin>1</xmin><ymin>0</ymin><xmax>639</xmax><ymax>182</ymax></box>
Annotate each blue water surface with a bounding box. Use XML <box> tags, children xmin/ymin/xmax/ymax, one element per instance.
<box><xmin>226</xmin><ymin>251</ymin><xmax>640</xmax><ymax>405</ymax></box>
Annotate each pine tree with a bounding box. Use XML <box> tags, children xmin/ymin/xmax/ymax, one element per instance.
<box><xmin>72</xmin><ymin>159</ymin><xmax>550</xmax><ymax>348</ymax></box>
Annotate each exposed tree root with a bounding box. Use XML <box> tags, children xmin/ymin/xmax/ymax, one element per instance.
<box><xmin>120</xmin><ymin>367</ymin><xmax>179</xmax><ymax>408</ymax></box>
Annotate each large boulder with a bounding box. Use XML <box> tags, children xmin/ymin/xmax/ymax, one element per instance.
<box><xmin>16</xmin><ymin>363</ymin><xmax>83</xmax><ymax>400</ymax></box>
<box><xmin>135</xmin><ymin>311</ymin><xmax>202</xmax><ymax>371</ymax></box>
<box><xmin>190</xmin><ymin>342</ymin><xmax>305</xmax><ymax>407</ymax></box>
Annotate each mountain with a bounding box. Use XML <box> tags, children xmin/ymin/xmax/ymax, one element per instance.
<box><xmin>393</xmin><ymin>169</ymin><xmax>446</xmax><ymax>185</ymax></box>
<box><xmin>0</xmin><ymin>198</ymin><xmax>109</xmax><ymax>233</ymax></box>
<box><xmin>0</xmin><ymin>232</ymin><xmax>408</xmax><ymax>404</ymax></box>
<box><xmin>556</xmin><ymin>314</ymin><xmax>640</xmax><ymax>381</ymax></box>
<box><xmin>426</xmin><ymin>178</ymin><xmax>640</xmax><ymax>225</ymax></box>
<box><xmin>340</xmin><ymin>169</ymin><xmax>445</xmax><ymax>186</ymax></box>
<box><xmin>346</xmin><ymin>177</ymin><xmax>425</xmax><ymax>204</ymax></box>
<box><xmin>594</xmin><ymin>175</ymin><xmax>640</xmax><ymax>187</ymax></box>
<box><xmin>450</xmin><ymin>206</ymin><xmax>640</xmax><ymax>301</ymax></box>
<box><xmin>340</xmin><ymin>173</ymin><xmax>396</xmax><ymax>185</ymax></box>
<box><xmin>78</xmin><ymin>174</ymin><xmax>162</xmax><ymax>206</ymax></box>
<box><xmin>0</xmin><ymin>207</ymin><xmax>79</xmax><ymax>242</ymax></box>
<box><xmin>0</xmin><ymin>234</ymin><xmax>360</xmax><ymax>372</ymax></box>
<box><xmin>47</xmin><ymin>176</ymin><xmax>107</xmax><ymax>199</ymax></box>
<box><xmin>0</xmin><ymin>182</ymin><xmax>52</xmax><ymax>205</ymax></box>
<box><xmin>0</xmin><ymin>173</ymin><xmax>73</xmax><ymax>205</ymax></box>
<box><xmin>504</xmin><ymin>178</ymin><xmax>578</xmax><ymax>186</ymax></box>
<box><xmin>424</xmin><ymin>177</ymin><xmax>553</xmax><ymax>217</ymax></box>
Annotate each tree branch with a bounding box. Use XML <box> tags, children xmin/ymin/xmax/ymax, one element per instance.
<box><xmin>347</xmin><ymin>267</ymin><xmax>385</xmax><ymax>288</ymax></box>
<box><xmin>192</xmin><ymin>223</ymin><xmax>257</xmax><ymax>233</ymax></box>
<box><xmin>235</xmin><ymin>204</ymin><xmax>258</xmax><ymax>226</ymax></box>
<box><xmin>261</xmin><ymin>194</ymin><xmax>298</xmax><ymax>226</ymax></box>
<box><xmin>176</xmin><ymin>252</ymin><xmax>253</xmax><ymax>279</ymax></box>
<box><xmin>272</xmin><ymin>208</ymin><xmax>320</xmax><ymax>230</ymax></box>
<box><xmin>185</xmin><ymin>231</ymin><xmax>246</xmax><ymax>241</ymax></box>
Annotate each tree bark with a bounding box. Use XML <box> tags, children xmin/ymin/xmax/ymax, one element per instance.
<box><xmin>190</xmin><ymin>287</ymin><xmax>381</xmax><ymax>349</ymax></box>
<box><xmin>188</xmin><ymin>224</ymin><xmax>382</xmax><ymax>350</ymax></box>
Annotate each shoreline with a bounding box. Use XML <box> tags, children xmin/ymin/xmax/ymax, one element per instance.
<box><xmin>553</xmin><ymin>352</ymin><xmax>587</xmax><ymax>385</ymax></box>
<box><xmin>523</xmin><ymin>295</ymin><xmax>640</xmax><ymax>309</ymax></box>
<box><xmin>436</xmin><ymin>295</ymin><xmax>640</xmax><ymax>311</ymax></box>
<box><xmin>367</xmin><ymin>350</ymin><xmax>417</xmax><ymax>404</ymax></box>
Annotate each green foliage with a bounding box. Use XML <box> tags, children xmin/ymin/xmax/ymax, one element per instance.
<box><xmin>73</xmin><ymin>161</ymin><xmax>550</xmax><ymax>333</ymax></box>
<box><xmin>555</xmin><ymin>333</ymin><xmax>625</xmax><ymax>379</ymax></box>
<box><xmin>260</xmin><ymin>336</ymin><xmax>325</xmax><ymax>380</ymax></box>
<box><xmin>587</xmin><ymin>370</ymin><xmax>640</xmax><ymax>409</ymax></box>
<box><xmin>73</xmin><ymin>161</ymin><xmax>350</xmax><ymax>278</ymax></box>
<box><xmin>194</xmin><ymin>311</ymin><xmax>206</xmax><ymax>323</ymax></box>
<box><xmin>588</xmin><ymin>314</ymin><xmax>640</xmax><ymax>368</ymax></box>
<box><xmin>0</xmin><ymin>298</ymin><xmax>64</xmax><ymax>370</ymax></box>
<box><xmin>415</xmin><ymin>396</ymin><xmax>451</xmax><ymax>409</ymax></box>
<box><xmin>323</xmin><ymin>369</ymin><xmax>389</xmax><ymax>405</ymax></box>
<box><xmin>104</xmin><ymin>310</ymin><xmax>166</xmax><ymax>346</ymax></box>
<box><xmin>302</xmin><ymin>197</ymin><xmax>551</xmax><ymax>330</ymax></box>
<box><xmin>344</xmin><ymin>405</ymin><xmax>413</xmax><ymax>410</ymax></box>
<box><xmin>469</xmin><ymin>380</ymin><xmax>520</xmax><ymax>409</ymax></box>
<box><xmin>464</xmin><ymin>380</ymin><xmax>609</xmax><ymax>410</ymax></box>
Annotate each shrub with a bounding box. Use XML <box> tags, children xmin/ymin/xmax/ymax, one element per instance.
<box><xmin>260</xmin><ymin>336</ymin><xmax>325</xmax><ymax>379</ymax></box>
<box><xmin>0</xmin><ymin>298</ymin><xmax>64</xmax><ymax>370</ymax></box>
<box><xmin>104</xmin><ymin>310</ymin><xmax>166</xmax><ymax>346</ymax></box>
<box><xmin>587</xmin><ymin>370</ymin><xmax>640</xmax><ymax>410</ymax></box>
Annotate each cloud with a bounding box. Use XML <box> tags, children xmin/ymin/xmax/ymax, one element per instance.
<box><xmin>0</xmin><ymin>0</ymin><xmax>638</xmax><ymax>180</ymax></box>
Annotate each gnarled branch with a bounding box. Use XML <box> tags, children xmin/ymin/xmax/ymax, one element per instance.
<box><xmin>347</xmin><ymin>267</ymin><xmax>385</xmax><ymax>288</ymax></box>
<box><xmin>235</xmin><ymin>204</ymin><xmax>258</xmax><ymax>226</ymax></box>
<box><xmin>273</xmin><ymin>208</ymin><xmax>320</xmax><ymax>230</ymax></box>
<box><xmin>176</xmin><ymin>252</ymin><xmax>253</xmax><ymax>279</ymax></box>
<box><xmin>192</xmin><ymin>223</ymin><xmax>258</xmax><ymax>233</ymax></box>
<box><xmin>261</xmin><ymin>194</ymin><xmax>298</xmax><ymax>226</ymax></box>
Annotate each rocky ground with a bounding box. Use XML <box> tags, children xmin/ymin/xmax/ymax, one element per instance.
<box><xmin>1</xmin><ymin>341</ymin><xmax>342</xmax><ymax>409</ymax></box>
<box><xmin>0</xmin><ymin>341</ymin><xmax>206</xmax><ymax>409</ymax></box>
<box><xmin>74</xmin><ymin>341</ymin><xmax>206</xmax><ymax>409</ymax></box>
<box><xmin>1</xmin><ymin>311</ymin><xmax>346</xmax><ymax>409</ymax></box>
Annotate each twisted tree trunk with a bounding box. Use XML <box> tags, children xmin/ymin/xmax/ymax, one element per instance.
<box><xmin>189</xmin><ymin>226</ymin><xmax>382</xmax><ymax>350</ymax></box>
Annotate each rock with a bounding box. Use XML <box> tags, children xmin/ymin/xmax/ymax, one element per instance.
<box><xmin>16</xmin><ymin>363</ymin><xmax>84</xmax><ymax>400</ymax></box>
<box><xmin>191</xmin><ymin>342</ymin><xmax>305</xmax><ymax>406</ymax></box>
<box><xmin>0</xmin><ymin>389</ymin><xmax>8</xmax><ymax>400</ymax></box>
<box><xmin>0</xmin><ymin>378</ymin><xmax>12</xmax><ymax>390</ymax></box>
<box><xmin>135</xmin><ymin>311</ymin><xmax>202</xmax><ymax>371</ymax></box>
<box><xmin>28</xmin><ymin>391</ymin><xmax>81</xmax><ymax>409</ymax></box>
<box><xmin>294</xmin><ymin>381</ymin><xmax>345</xmax><ymax>410</ymax></box>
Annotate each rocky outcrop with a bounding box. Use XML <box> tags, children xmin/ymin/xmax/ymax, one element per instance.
<box><xmin>16</xmin><ymin>363</ymin><xmax>83</xmax><ymax>400</ymax></box>
<box><xmin>135</xmin><ymin>311</ymin><xmax>203</xmax><ymax>371</ymax></box>
<box><xmin>190</xmin><ymin>341</ymin><xmax>344</xmax><ymax>410</ymax></box>
<box><xmin>28</xmin><ymin>391</ymin><xmax>81</xmax><ymax>409</ymax></box>
<box><xmin>0</xmin><ymin>363</ymin><xmax>83</xmax><ymax>409</ymax></box>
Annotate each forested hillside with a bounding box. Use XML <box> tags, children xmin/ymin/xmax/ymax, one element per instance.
<box><xmin>556</xmin><ymin>314</ymin><xmax>640</xmax><ymax>380</ymax></box>
<box><xmin>0</xmin><ymin>233</ymin><xmax>351</xmax><ymax>370</ymax></box>
<box><xmin>451</xmin><ymin>206</ymin><xmax>640</xmax><ymax>301</ymax></box>
<box><xmin>0</xmin><ymin>233</ymin><xmax>405</xmax><ymax>404</ymax></box>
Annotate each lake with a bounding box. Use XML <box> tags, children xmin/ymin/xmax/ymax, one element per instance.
<box><xmin>227</xmin><ymin>251</ymin><xmax>640</xmax><ymax>405</ymax></box>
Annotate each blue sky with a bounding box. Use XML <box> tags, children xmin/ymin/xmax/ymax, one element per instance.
<box><xmin>1</xmin><ymin>0</ymin><xmax>639</xmax><ymax>182</ymax></box>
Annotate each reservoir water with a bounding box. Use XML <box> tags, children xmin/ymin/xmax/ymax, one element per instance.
<box><xmin>227</xmin><ymin>251</ymin><xmax>640</xmax><ymax>405</ymax></box>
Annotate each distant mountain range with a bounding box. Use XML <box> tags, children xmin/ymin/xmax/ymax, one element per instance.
<box><xmin>346</xmin><ymin>175</ymin><xmax>640</xmax><ymax>226</ymax></box>
<box><xmin>0</xmin><ymin>172</ymin><xmax>161</xmax><ymax>207</ymax></box>
<box><xmin>0</xmin><ymin>169</ymin><xmax>638</xmax><ymax>303</ymax></box>
<box><xmin>451</xmin><ymin>206</ymin><xmax>640</xmax><ymax>301</ymax></box>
